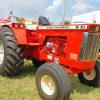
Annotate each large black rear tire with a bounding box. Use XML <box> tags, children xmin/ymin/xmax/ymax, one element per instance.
<box><xmin>78</xmin><ymin>60</ymin><xmax>100</xmax><ymax>87</ymax></box>
<box><xmin>36</xmin><ymin>63</ymin><xmax>71</xmax><ymax>100</ymax></box>
<box><xmin>0</xmin><ymin>27</ymin><xmax>24</xmax><ymax>76</ymax></box>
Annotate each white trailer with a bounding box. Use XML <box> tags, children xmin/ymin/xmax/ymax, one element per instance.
<box><xmin>72</xmin><ymin>10</ymin><xmax>100</xmax><ymax>24</ymax></box>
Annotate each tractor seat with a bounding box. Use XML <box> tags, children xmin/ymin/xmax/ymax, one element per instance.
<box><xmin>38</xmin><ymin>16</ymin><xmax>51</xmax><ymax>25</ymax></box>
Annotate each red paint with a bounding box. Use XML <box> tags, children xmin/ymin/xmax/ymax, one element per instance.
<box><xmin>1</xmin><ymin>23</ymin><xmax>100</xmax><ymax>74</ymax></box>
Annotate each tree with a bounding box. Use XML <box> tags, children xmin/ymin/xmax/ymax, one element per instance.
<box><xmin>64</xmin><ymin>20</ymin><xmax>71</xmax><ymax>25</ymax></box>
<box><xmin>14</xmin><ymin>16</ymin><xmax>25</xmax><ymax>24</ymax></box>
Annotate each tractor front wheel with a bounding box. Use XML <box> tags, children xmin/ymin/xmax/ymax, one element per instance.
<box><xmin>36</xmin><ymin>63</ymin><xmax>71</xmax><ymax>100</ymax></box>
<box><xmin>0</xmin><ymin>27</ymin><xmax>24</xmax><ymax>76</ymax></box>
<box><xmin>78</xmin><ymin>60</ymin><xmax>100</xmax><ymax>87</ymax></box>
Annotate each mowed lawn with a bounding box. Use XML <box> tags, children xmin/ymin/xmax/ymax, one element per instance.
<box><xmin>0</xmin><ymin>61</ymin><xmax>100</xmax><ymax>100</ymax></box>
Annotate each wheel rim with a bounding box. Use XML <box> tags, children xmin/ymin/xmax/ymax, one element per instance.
<box><xmin>0</xmin><ymin>40</ymin><xmax>4</xmax><ymax>65</ymax></box>
<box><xmin>41</xmin><ymin>75</ymin><xmax>56</xmax><ymax>96</ymax></box>
<box><xmin>83</xmin><ymin>68</ymin><xmax>96</xmax><ymax>81</ymax></box>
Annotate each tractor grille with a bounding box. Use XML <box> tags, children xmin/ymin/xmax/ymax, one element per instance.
<box><xmin>80</xmin><ymin>32</ymin><xmax>100</xmax><ymax>60</ymax></box>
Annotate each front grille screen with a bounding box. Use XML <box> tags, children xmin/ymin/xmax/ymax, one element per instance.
<box><xmin>80</xmin><ymin>32</ymin><xmax>100</xmax><ymax>60</ymax></box>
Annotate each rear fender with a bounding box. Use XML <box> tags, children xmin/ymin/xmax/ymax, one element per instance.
<box><xmin>1</xmin><ymin>24</ymin><xmax>27</xmax><ymax>45</ymax></box>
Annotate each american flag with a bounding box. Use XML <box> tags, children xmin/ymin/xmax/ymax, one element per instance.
<box><xmin>0</xmin><ymin>11</ymin><xmax>13</xmax><ymax>23</ymax></box>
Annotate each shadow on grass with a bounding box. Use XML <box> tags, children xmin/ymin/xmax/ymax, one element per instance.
<box><xmin>68</xmin><ymin>75</ymin><xmax>96</xmax><ymax>100</ymax></box>
<box><xmin>71</xmin><ymin>76</ymin><xmax>95</xmax><ymax>93</ymax></box>
<box><xmin>11</xmin><ymin>61</ymin><xmax>37</xmax><ymax>79</ymax></box>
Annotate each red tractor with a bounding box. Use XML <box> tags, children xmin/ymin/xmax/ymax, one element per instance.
<box><xmin>0</xmin><ymin>16</ymin><xmax>100</xmax><ymax>100</ymax></box>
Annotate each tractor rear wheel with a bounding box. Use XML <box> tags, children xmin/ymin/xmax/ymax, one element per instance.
<box><xmin>0</xmin><ymin>27</ymin><xmax>24</xmax><ymax>76</ymax></box>
<box><xmin>36</xmin><ymin>63</ymin><xmax>71</xmax><ymax>100</ymax></box>
<box><xmin>78</xmin><ymin>60</ymin><xmax>100</xmax><ymax>87</ymax></box>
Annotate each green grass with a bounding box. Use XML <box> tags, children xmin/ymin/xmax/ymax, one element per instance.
<box><xmin>0</xmin><ymin>61</ymin><xmax>100</xmax><ymax>100</ymax></box>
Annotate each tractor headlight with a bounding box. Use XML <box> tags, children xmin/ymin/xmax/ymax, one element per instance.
<box><xmin>14</xmin><ymin>24</ymin><xmax>19</xmax><ymax>28</ymax></box>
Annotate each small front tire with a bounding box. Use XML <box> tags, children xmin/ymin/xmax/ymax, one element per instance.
<box><xmin>36</xmin><ymin>63</ymin><xmax>71</xmax><ymax>100</ymax></box>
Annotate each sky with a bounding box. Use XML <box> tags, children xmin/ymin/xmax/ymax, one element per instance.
<box><xmin>0</xmin><ymin>0</ymin><xmax>100</xmax><ymax>24</ymax></box>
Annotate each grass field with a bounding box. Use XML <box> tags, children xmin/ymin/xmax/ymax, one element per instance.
<box><xmin>0</xmin><ymin>61</ymin><xmax>100</xmax><ymax>100</ymax></box>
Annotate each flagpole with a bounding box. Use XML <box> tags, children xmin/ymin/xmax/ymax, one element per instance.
<box><xmin>62</xmin><ymin>0</ymin><xmax>66</xmax><ymax>25</ymax></box>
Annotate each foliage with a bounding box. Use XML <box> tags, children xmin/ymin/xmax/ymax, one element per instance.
<box><xmin>13</xmin><ymin>16</ymin><xmax>37</xmax><ymax>24</ymax></box>
<box><xmin>14</xmin><ymin>16</ymin><xmax>25</xmax><ymax>24</ymax></box>
<box><xmin>64</xmin><ymin>20</ymin><xmax>71</xmax><ymax>25</ymax></box>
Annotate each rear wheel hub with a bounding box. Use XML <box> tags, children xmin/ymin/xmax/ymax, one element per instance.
<box><xmin>0</xmin><ymin>40</ymin><xmax>4</xmax><ymax>65</ymax></box>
